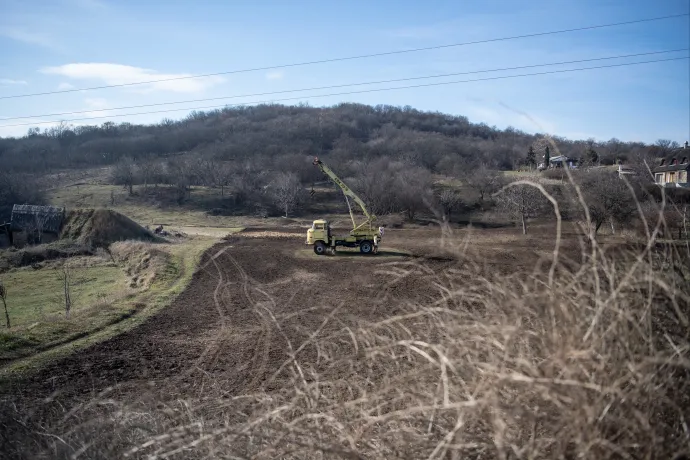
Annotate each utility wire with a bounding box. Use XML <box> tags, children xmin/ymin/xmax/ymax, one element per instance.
<box><xmin>2</xmin><ymin>49</ymin><xmax>685</xmax><ymax>122</ymax></box>
<box><xmin>1</xmin><ymin>12</ymin><xmax>687</xmax><ymax>100</ymax></box>
<box><xmin>1</xmin><ymin>56</ymin><xmax>686</xmax><ymax>129</ymax></box>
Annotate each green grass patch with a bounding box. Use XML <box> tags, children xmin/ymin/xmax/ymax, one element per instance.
<box><xmin>0</xmin><ymin>261</ymin><xmax>127</xmax><ymax>361</ymax></box>
<box><xmin>0</xmin><ymin>236</ymin><xmax>218</xmax><ymax>378</ymax></box>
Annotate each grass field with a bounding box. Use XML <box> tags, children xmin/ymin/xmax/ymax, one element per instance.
<box><xmin>0</xmin><ymin>235</ymin><xmax>222</xmax><ymax>376</ymax></box>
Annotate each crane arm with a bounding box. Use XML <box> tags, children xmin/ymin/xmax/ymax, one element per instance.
<box><xmin>313</xmin><ymin>157</ymin><xmax>374</xmax><ymax>230</ymax></box>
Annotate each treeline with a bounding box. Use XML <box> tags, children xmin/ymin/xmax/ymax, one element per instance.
<box><xmin>0</xmin><ymin>103</ymin><xmax>671</xmax><ymax>175</ymax></box>
<box><xmin>1</xmin><ymin>103</ymin><xmax>685</xmax><ymax>231</ymax></box>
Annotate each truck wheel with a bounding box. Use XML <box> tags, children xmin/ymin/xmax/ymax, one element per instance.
<box><xmin>314</xmin><ymin>241</ymin><xmax>327</xmax><ymax>255</ymax></box>
<box><xmin>359</xmin><ymin>240</ymin><xmax>373</xmax><ymax>254</ymax></box>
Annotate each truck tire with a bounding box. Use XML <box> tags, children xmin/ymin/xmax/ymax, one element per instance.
<box><xmin>314</xmin><ymin>241</ymin><xmax>327</xmax><ymax>255</ymax></box>
<box><xmin>359</xmin><ymin>240</ymin><xmax>373</xmax><ymax>254</ymax></box>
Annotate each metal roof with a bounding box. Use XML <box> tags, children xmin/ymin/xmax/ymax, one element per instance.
<box><xmin>11</xmin><ymin>204</ymin><xmax>66</xmax><ymax>233</ymax></box>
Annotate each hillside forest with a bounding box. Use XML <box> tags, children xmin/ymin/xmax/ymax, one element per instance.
<box><xmin>0</xmin><ymin>103</ymin><xmax>685</xmax><ymax>228</ymax></box>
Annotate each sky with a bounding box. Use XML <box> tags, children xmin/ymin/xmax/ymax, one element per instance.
<box><xmin>0</xmin><ymin>0</ymin><xmax>688</xmax><ymax>143</ymax></box>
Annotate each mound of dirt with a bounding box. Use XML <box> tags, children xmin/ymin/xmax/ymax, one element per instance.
<box><xmin>60</xmin><ymin>209</ymin><xmax>158</xmax><ymax>248</ymax></box>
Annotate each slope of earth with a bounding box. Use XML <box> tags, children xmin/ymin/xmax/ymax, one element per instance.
<box><xmin>0</xmin><ymin>226</ymin><xmax>586</xmax><ymax>459</ymax></box>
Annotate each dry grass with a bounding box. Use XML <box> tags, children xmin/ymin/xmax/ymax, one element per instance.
<box><xmin>4</xmin><ymin>178</ymin><xmax>690</xmax><ymax>459</ymax></box>
<box><xmin>109</xmin><ymin>241</ymin><xmax>171</xmax><ymax>289</ymax></box>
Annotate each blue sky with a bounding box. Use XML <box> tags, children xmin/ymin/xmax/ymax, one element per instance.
<box><xmin>0</xmin><ymin>0</ymin><xmax>688</xmax><ymax>143</ymax></box>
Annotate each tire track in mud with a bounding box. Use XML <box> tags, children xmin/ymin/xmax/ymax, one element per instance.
<box><xmin>1</xmin><ymin>235</ymin><xmax>437</xmax><ymax>455</ymax></box>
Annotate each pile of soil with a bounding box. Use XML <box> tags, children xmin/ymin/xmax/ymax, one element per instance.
<box><xmin>60</xmin><ymin>209</ymin><xmax>158</xmax><ymax>248</ymax></box>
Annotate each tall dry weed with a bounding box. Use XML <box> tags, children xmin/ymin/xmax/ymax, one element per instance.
<box><xmin>4</xmin><ymin>169</ymin><xmax>690</xmax><ymax>460</ymax></box>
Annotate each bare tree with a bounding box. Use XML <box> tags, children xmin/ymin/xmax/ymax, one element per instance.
<box><xmin>110</xmin><ymin>156</ymin><xmax>138</xmax><ymax>195</ymax></box>
<box><xmin>32</xmin><ymin>212</ymin><xmax>50</xmax><ymax>244</ymax></box>
<box><xmin>497</xmin><ymin>183</ymin><xmax>548</xmax><ymax>234</ymax></box>
<box><xmin>576</xmin><ymin>170</ymin><xmax>637</xmax><ymax>236</ymax></box>
<box><xmin>462</xmin><ymin>165</ymin><xmax>506</xmax><ymax>205</ymax></box>
<box><xmin>270</xmin><ymin>172</ymin><xmax>303</xmax><ymax>217</ymax></box>
<box><xmin>139</xmin><ymin>159</ymin><xmax>163</xmax><ymax>190</ymax></box>
<box><xmin>352</xmin><ymin>159</ymin><xmax>399</xmax><ymax>216</ymax></box>
<box><xmin>395</xmin><ymin>167</ymin><xmax>433</xmax><ymax>221</ymax></box>
<box><xmin>0</xmin><ymin>281</ymin><xmax>9</xmax><ymax>328</ymax></box>
<box><xmin>211</xmin><ymin>162</ymin><xmax>234</xmax><ymax>197</ymax></box>
<box><xmin>438</xmin><ymin>188</ymin><xmax>461</xmax><ymax>222</ymax></box>
<box><xmin>61</xmin><ymin>261</ymin><xmax>73</xmax><ymax>320</ymax></box>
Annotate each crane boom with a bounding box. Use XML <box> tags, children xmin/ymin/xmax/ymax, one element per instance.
<box><xmin>313</xmin><ymin>157</ymin><xmax>374</xmax><ymax>232</ymax></box>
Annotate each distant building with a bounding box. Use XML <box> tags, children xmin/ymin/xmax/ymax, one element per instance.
<box><xmin>538</xmin><ymin>155</ymin><xmax>576</xmax><ymax>170</ymax></box>
<box><xmin>10</xmin><ymin>204</ymin><xmax>66</xmax><ymax>246</ymax></box>
<box><xmin>617</xmin><ymin>164</ymin><xmax>637</xmax><ymax>178</ymax></box>
<box><xmin>653</xmin><ymin>141</ymin><xmax>690</xmax><ymax>187</ymax></box>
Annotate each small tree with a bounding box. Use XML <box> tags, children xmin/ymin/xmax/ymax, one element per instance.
<box><xmin>139</xmin><ymin>159</ymin><xmax>163</xmax><ymax>190</ymax></box>
<box><xmin>110</xmin><ymin>156</ymin><xmax>138</xmax><ymax>195</ymax></box>
<box><xmin>61</xmin><ymin>262</ymin><xmax>73</xmax><ymax>320</ymax></box>
<box><xmin>463</xmin><ymin>165</ymin><xmax>506</xmax><ymax>205</ymax></box>
<box><xmin>526</xmin><ymin>146</ymin><xmax>536</xmax><ymax>170</ymax></box>
<box><xmin>395</xmin><ymin>167</ymin><xmax>433</xmax><ymax>221</ymax></box>
<box><xmin>0</xmin><ymin>281</ymin><xmax>9</xmax><ymax>328</ymax></box>
<box><xmin>438</xmin><ymin>188</ymin><xmax>461</xmax><ymax>222</ymax></box>
<box><xmin>497</xmin><ymin>183</ymin><xmax>548</xmax><ymax>234</ymax></box>
<box><xmin>270</xmin><ymin>172</ymin><xmax>302</xmax><ymax>217</ymax></box>
<box><xmin>215</xmin><ymin>163</ymin><xmax>233</xmax><ymax>197</ymax></box>
<box><xmin>577</xmin><ymin>170</ymin><xmax>637</xmax><ymax>236</ymax></box>
<box><xmin>544</xmin><ymin>145</ymin><xmax>551</xmax><ymax>169</ymax></box>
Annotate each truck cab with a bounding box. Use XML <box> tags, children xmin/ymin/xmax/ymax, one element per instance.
<box><xmin>306</xmin><ymin>219</ymin><xmax>330</xmax><ymax>246</ymax></box>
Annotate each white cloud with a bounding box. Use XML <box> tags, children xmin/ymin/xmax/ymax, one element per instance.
<box><xmin>0</xmin><ymin>119</ymin><xmax>58</xmax><ymax>138</ymax></box>
<box><xmin>465</xmin><ymin>103</ymin><xmax>558</xmax><ymax>135</ymax></box>
<box><xmin>84</xmin><ymin>97</ymin><xmax>108</xmax><ymax>109</ymax></box>
<box><xmin>41</xmin><ymin>63</ymin><xmax>225</xmax><ymax>93</ymax></box>
<box><xmin>0</xmin><ymin>79</ymin><xmax>27</xmax><ymax>86</ymax></box>
<box><xmin>265</xmin><ymin>71</ymin><xmax>284</xmax><ymax>81</ymax></box>
<box><xmin>57</xmin><ymin>82</ymin><xmax>75</xmax><ymax>90</ymax></box>
<box><xmin>0</xmin><ymin>27</ymin><xmax>63</xmax><ymax>51</ymax></box>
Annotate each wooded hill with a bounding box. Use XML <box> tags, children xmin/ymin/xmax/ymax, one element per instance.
<box><xmin>0</xmin><ymin>103</ymin><xmax>670</xmax><ymax>174</ymax></box>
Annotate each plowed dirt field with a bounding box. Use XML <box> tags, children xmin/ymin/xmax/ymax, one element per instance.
<box><xmin>0</xmin><ymin>226</ymin><xmax>583</xmax><ymax>458</ymax></box>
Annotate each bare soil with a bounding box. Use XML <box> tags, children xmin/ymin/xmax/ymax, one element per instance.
<box><xmin>0</xmin><ymin>225</ymin><xmax>590</xmax><ymax>458</ymax></box>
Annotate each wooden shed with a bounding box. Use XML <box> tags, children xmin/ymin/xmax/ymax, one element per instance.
<box><xmin>10</xmin><ymin>204</ymin><xmax>66</xmax><ymax>246</ymax></box>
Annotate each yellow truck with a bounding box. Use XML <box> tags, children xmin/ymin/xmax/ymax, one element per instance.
<box><xmin>306</xmin><ymin>157</ymin><xmax>383</xmax><ymax>255</ymax></box>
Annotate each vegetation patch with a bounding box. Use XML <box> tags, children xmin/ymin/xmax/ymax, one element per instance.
<box><xmin>0</xmin><ymin>240</ymin><xmax>92</xmax><ymax>273</ymax></box>
<box><xmin>0</xmin><ymin>236</ymin><xmax>218</xmax><ymax>377</ymax></box>
<box><xmin>0</xmin><ymin>260</ymin><xmax>126</xmax><ymax>362</ymax></box>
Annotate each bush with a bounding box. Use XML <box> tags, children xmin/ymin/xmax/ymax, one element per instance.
<box><xmin>541</xmin><ymin>168</ymin><xmax>567</xmax><ymax>180</ymax></box>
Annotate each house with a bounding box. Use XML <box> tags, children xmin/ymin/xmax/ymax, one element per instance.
<box><xmin>653</xmin><ymin>141</ymin><xmax>690</xmax><ymax>187</ymax></box>
<box><xmin>10</xmin><ymin>204</ymin><xmax>66</xmax><ymax>246</ymax></box>
<box><xmin>541</xmin><ymin>155</ymin><xmax>577</xmax><ymax>169</ymax></box>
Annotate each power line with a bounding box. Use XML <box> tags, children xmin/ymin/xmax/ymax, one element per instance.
<box><xmin>1</xmin><ymin>56</ymin><xmax>686</xmax><ymax>129</ymax></box>
<box><xmin>1</xmin><ymin>12</ymin><xmax>687</xmax><ymax>100</ymax></box>
<box><xmin>2</xmin><ymin>49</ymin><xmax>685</xmax><ymax>122</ymax></box>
